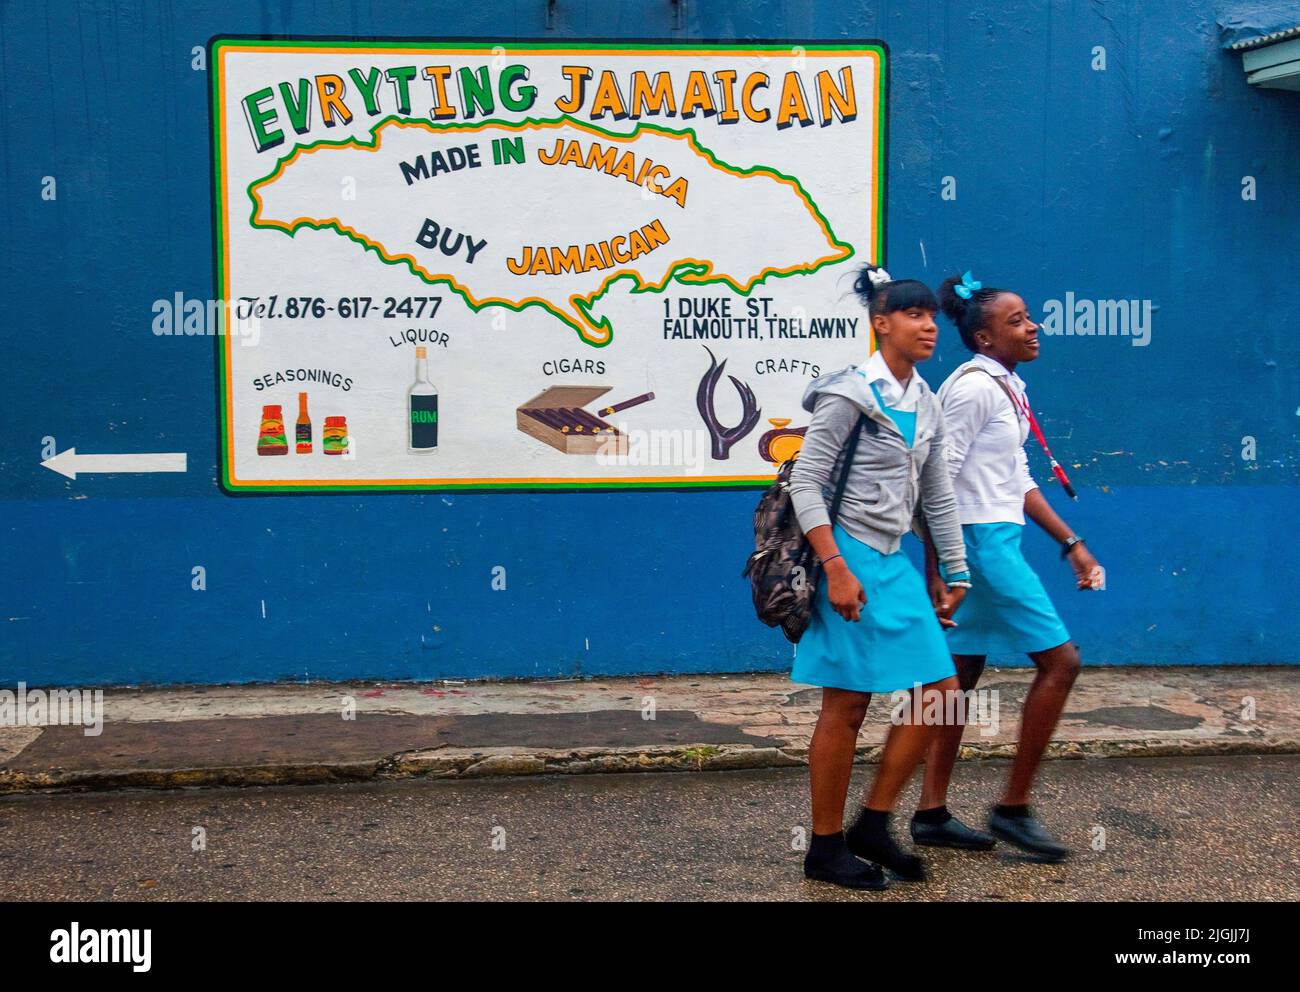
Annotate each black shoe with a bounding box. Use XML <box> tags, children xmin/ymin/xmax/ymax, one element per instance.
<box><xmin>911</xmin><ymin>813</ymin><xmax>997</xmax><ymax>850</ymax></box>
<box><xmin>846</xmin><ymin>813</ymin><xmax>927</xmax><ymax>882</ymax></box>
<box><xmin>803</xmin><ymin>847</ymin><xmax>889</xmax><ymax>891</ymax></box>
<box><xmin>988</xmin><ymin>808</ymin><xmax>1071</xmax><ymax>862</ymax></box>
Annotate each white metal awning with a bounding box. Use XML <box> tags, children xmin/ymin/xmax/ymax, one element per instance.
<box><xmin>1230</xmin><ymin>26</ymin><xmax>1300</xmax><ymax>90</ymax></box>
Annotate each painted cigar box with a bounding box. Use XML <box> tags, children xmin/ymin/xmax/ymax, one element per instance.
<box><xmin>516</xmin><ymin>384</ymin><xmax>630</xmax><ymax>456</ymax></box>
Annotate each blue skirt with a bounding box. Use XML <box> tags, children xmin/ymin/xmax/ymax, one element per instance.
<box><xmin>945</xmin><ymin>522</ymin><xmax>1071</xmax><ymax>656</ymax></box>
<box><xmin>792</xmin><ymin>524</ymin><xmax>956</xmax><ymax>694</ymax></box>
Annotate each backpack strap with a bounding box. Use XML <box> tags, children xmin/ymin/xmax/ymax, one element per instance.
<box><xmin>827</xmin><ymin>413</ymin><xmax>872</xmax><ymax>525</ymax></box>
<box><xmin>955</xmin><ymin>363</ymin><xmax>1021</xmax><ymax>416</ymax></box>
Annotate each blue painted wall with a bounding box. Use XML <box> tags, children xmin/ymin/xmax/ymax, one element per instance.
<box><xmin>2</xmin><ymin>1</ymin><xmax>1296</xmax><ymax>685</ymax></box>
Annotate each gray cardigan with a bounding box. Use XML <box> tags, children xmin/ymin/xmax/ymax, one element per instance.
<box><xmin>788</xmin><ymin>367</ymin><xmax>968</xmax><ymax>576</ymax></box>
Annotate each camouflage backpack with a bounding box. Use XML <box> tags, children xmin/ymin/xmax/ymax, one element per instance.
<box><xmin>742</xmin><ymin>414</ymin><xmax>873</xmax><ymax>642</ymax></box>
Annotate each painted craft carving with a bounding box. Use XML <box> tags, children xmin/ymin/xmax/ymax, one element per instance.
<box><xmin>757</xmin><ymin>417</ymin><xmax>808</xmax><ymax>465</ymax></box>
<box><xmin>697</xmin><ymin>345</ymin><xmax>761</xmax><ymax>460</ymax></box>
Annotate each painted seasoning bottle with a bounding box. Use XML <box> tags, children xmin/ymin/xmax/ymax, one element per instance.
<box><xmin>295</xmin><ymin>392</ymin><xmax>312</xmax><ymax>454</ymax></box>
<box><xmin>323</xmin><ymin>416</ymin><xmax>349</xmax><ymax>455</ymax></box>
<box><xmin>408</xmin><ymin>345</ymin><xmax>439</xmax><ymax>452</ymax></box>
<box><xmin>257</xmin><ymin>405</ymin><xmax>288</xmax><ymax>455</ymax></box>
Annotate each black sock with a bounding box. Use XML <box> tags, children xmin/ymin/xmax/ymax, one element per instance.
<box><xmin>807</xmin><ymin>830</ymin><xmax>847</xmax><ymax>861</ymax></box>
<box><xmin>913</xmin><ymin>805</ymin><xmax>952</xmax><ymax>825</ymax></box>
<box><xmin>995</xmin><ymin>803</ymin><xmax>1031</xmax><ymax>820</ymax></box>
<box><xmin>847</xmin><ymin>806</ymin><xmax>890</xmax><ymax>841</ymax></box>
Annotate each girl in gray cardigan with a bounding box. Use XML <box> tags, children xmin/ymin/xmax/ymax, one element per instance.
<box><xmin>789</xmin><ymin>264</ymin><xmax>971</xmax><ymax>890</ymax></box>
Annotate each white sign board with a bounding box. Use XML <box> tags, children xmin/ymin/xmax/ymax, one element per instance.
<box><xmin>210</xmin><ymin>39</ymin><xmax>887</xmax><ymax>492</ymax></box>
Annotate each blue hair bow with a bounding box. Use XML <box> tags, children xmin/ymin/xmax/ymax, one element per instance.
<box><xmin>953</xmin><ymin>271</ymin><xmax>982</xmax><ymax>299</ymax></box>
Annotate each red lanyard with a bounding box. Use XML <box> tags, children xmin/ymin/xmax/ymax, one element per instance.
<box><xmin>1001</xmin><ymin>379</ymin><xmax>1077</xmax><ymax>500</ymax></box>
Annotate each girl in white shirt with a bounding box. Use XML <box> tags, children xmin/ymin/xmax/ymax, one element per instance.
<box><xmin>913</xmin><ymin>272</ymin><xmax>1104</xmax><ymax>862</ymax></box>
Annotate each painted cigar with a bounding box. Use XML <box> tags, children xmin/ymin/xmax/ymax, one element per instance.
<box><xmin>524</xmin><ymin>406</ymin><xmax>618</xmax><ymax>435</ymax></box>
<box><xmin>523</xmin><ymin>408</ymin><xmax>568</xmax><ymax>431</ymax></box>
<box><xmin>598</xmin><ymin>392</ymin><xmax>656</xmax><ymax>417</ymax></box>
<box><xmin>563</xmin><ymin>408</ymin><xmax>614</xmax><ymax>433</ymax></box>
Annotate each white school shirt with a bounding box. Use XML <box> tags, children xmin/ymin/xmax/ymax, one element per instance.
<box><xmin>855</xmin><ymin>349</ymin><xmax>920</xmax><ymax>411</ymax></box>
<box><xmin>936</xmin><ymin>353</ymin><xmax>1039</xmax><ymax>525</ymax></box>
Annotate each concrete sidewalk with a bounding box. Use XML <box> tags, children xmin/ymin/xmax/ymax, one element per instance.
<box><xmin>2</xmin><ymin>667</ymin><xmax>1297</xmax><ymax>794</ymax></box>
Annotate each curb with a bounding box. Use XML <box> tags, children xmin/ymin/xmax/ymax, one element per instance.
<box><xmin>2</xmin><ymin>736</ymin><xmax>1296</xmax><ymax>797</ymax></box>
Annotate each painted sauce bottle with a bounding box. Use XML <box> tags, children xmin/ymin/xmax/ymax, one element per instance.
<box><xmin>296</xmin><ymin>392</ymin><xmax>313</xmax><ymax>454</ymax></box>
<box><xmin>408</xmin><ymin>345</ymin><xmax>439</xmax><ymax>452</ymax></box>
<box><xmin>257</xmin><ymin>405</ymin><xmax>288</xmax><ymax>455</ymax></box>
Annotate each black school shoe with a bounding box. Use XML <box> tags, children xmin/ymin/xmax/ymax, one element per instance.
<box><xmin>910</xmin><ymin>813</ymin><xmax>997</xmax><ymax>851</ymax></box>
<box><xmin>803</xmin><ymin>847</ymin><xmax>889</xmax><ymax>891</ymax></box>
<box><xmin>845</xmin><ymin>813</ymin><xmax>927</xmax><ymax>882</ymax></box>
<box><xmin>988</xmin><ymin>808</ymin><xmax>1071</xmax><ymax>862</ymax></box>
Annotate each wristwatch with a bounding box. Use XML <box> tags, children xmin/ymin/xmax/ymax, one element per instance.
<box><xmin>1060</xmin><ymin>535</ymin><xmax>1085</xmax><ymax>558</ymax></box>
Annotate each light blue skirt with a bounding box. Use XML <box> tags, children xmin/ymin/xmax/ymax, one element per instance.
<box><xmin>792</xmin><ymin>524</ymin><xmax>956</xmax><ymax>694</ymax></box>
<box><xmin>945</xmin><ymin>522</ymin><xmax>1071</xmax><ymax>656</ymax></box>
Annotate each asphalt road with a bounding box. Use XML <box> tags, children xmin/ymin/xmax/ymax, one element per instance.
<box><xmin>1</xmin><ymin>754</ymin><xmax>1296</xmax><ymax>901</ymax></box>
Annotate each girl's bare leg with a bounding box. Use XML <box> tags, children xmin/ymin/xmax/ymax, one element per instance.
<box><xmin>808</xmin><ymin>687</ymin><xmax>871</xmax><ymax>833</ymax></box>
<box><xmin>917</xmin><ymin>656</ymin><xmax>986</xmax><ymax>810</ymax></box>
<box><xmin>1001</xmin><ymin>641</ymin><xmax>1081</xmax><ymax>805</ymax></box>
<box><xmin>843</xmin><ymin>676</ymin><xmax>961</xmax><ymax>880</ymax></box>
<box><xmin>802</xmin><ymin>687</ymin><xmax>887</xmax><ymax>889</ymax></box>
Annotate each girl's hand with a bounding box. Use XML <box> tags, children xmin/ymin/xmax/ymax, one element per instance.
<box><xmin>927</xmin><ymin>571</ymin><xmax>949</xmax><ymax>612</ymax></box>
<box><xmin>935</xmin><ymin>585</ymin><xmax>967</xmax><ymax>628</ymax></box>
<box><xmin>1068</xmin><ymin>544</ymin><xmax>1103</xmax><ymax>590</ymax></box>
<box><xmin>826</xmin><ymin>562</ymin><xmax>867</xmax><ymax>622</ymax></box>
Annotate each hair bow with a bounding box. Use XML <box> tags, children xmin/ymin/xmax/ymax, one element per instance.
<box><xmin>953</xmin><ymin>271</ymin><xmax>982</xmax><ymax>299</ymax></box>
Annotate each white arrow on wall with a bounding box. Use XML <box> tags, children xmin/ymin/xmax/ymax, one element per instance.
<box><xmin>41</xmin><ymin>447</ymin><xmax>188</xmax><ymax>480</ymax></box>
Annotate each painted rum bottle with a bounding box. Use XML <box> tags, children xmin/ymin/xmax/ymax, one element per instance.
<box><xmin>408</xmin><ymin>345</ymin><xmax>439</xmax><ymax>452</ymax></box>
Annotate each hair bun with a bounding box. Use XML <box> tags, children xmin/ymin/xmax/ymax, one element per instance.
<box><xmin>937</xmin><ymin>274</ymin><xmax>970</xmax><ymax>323</ymax></box>
<box><xmin>853</xmin><ymin>263</ymin><xmax>892</xmax><ymax>303</ymax></box>
<box><xmin>938</xmin><ymin>271</ymin><xmax>1004</xmax><ymax>352</ymax></box>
